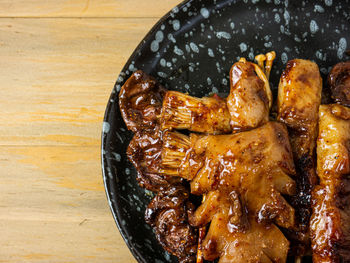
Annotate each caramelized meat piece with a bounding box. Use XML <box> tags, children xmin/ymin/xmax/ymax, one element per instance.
<box><xmin>277</xmin><ymin>59</ymin><xmax>322</xmax><ymax>254</ymax></box>
<box><xmin>160</xmin><ymin>54</ymin><xmax>274</xmax><ymax>134</ymax></box>
<box><xmin>119</xmin><ymin>70</ymin><xmax>166</xmax><ymax>132</ymax></box>
<box><xmin>161</xmin><ymin>91</ymin><xmax>231</xmax><ymax>134</ymax></box>
<box><xmin>328</xmin><ymin>61</ymin><xmax>350</xmax><ymax>107</ymax></box>
<box><xmin>162</xmin><ymin>122</ymin><xmax>296</xmax><ymax>229</ymax></box>
<box><xmin>189</xmin><ymin>191</ymin><xmax>289</xmax><ymax>263</ymax></box>
<box><xmin>227</xmin><ymin>60</ymin><xmax>270</xmax><ymax>132</ymax></box>
<box><xmin>145</xmin><ymin>185</ymin><xmax>198</xmax><ymax>263</ymax></box>
<box><xmin>310</xmin><ymin>104</ymin><xmax>350</xmax><ymax>263</ymax></box>
<box><xmin>127</xmin><ymin>127</ymin><xmax>182</xmax><ymax>192</ymax></box>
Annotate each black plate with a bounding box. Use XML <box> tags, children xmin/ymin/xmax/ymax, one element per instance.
<box><xmin>101</xmin><ymin>0</ymin><xmax>350</xmax><ymax>262</ymax></box>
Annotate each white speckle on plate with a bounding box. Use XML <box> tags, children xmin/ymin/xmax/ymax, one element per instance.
<box><xmin>208</xmin><ymin>48</ymin><xmax>215</xmax><ymax>57</ymax></box>
<box><xmin>102</xmin><ymin>122</ymin><xmax>110</xmax><ymax>133</ymax></box>
<box><xmin>160</xmin><ymin>58</ymin><xmax>166</xmax><ymax>67</ymax></box>
<box><xmin>283</xmin><ymin>10</ymin><xmax>290</xmax><ymax>25</ymax></box>
<box><xmin>184</xmin><ymin>84</ymin><xmax>190</xmax><ymax>90</ymax></box>
<box><xmin>167</xmin><ymin>33</ymin><xmax>176</xmax><ymax>43</ymax></box>
<box><xmin>337</xmin><ymin>37</ymin><xmax>347</xmax><ymax>59</ymax></box>
<box><xmin>230</xmin><ymin>22</ymin><xmax>235</xmax><ymax>29</ymax></box>
<box><xmin>125</xmin><ymin>168</ymin><xmax>130</xmax><ymax>175</ymax></box>
<box><xmin>174</xmin><ymin>45</ymin><xmax>184</xmax><ymax>56</ymax></box>
<box><xmin>212</xmin><ymin>87</ymin><xmax>218</xmax><ymax>93</ymax></box>
<box><xmin>190</xmin><ymin>42</ymin><xmax>199</xmax><ymax>53</ymax></box>
<box><xmin>239</xmin><ymin>42</ymin><xmax>248</xmax><ymax>52</ymax></box>
<box><xmin>216</xmin><ymin>31</ymin><xmax>231</xmax><ymax>39</ymax></box>
<box><xmin>274</xmin><ymin>13</ymin><xmax>281</xmax><ymax>23</ymax></box>
<box><xmin>200</xmin><ymin>7</ymin><xmax>210</xmax><ymax>18</ymax></box>
<box><xmin>264</xmin><ymin>41</ymin><xmax>272</xmax><ymax>48</ymax></box>
<box><xmin>172</xmin><ymin>6</ymin><xmax>179</xmax><ymax>13</ymax></box>
<box><xmin>155</xmin><ymin>31</ymin><xmax>164</xmax><ymax>42</ymax></box>
<box><xmin>281</xmin><ymin>52</ymin><xmax>288</xmax><ymax>64</ymax></box>
<box><xmin>207</xmin><ymin>77</ymin><xmax>212</xmax><ymax>85</ymax></box>
<box><xmin>324</xmin><ymin>0</ymin><xmax>332</xmax><ymax>6</ymax></box>
<box><xmin>310</xmin><ymin>20</ymin><xmax>319</xmax><ymax>34</ymax></box>
<box><xmin>222</xmin><ymin>78</ymin><xmax>228</xmax><ymax>85</ymax></box>
<box><xmin>172</xmin><ymin>20</ymin><xmax>180</xmax><ymax>31</ymax></box>
<box><xmin>314</xmin><ymin>4</ymin><xmax>325</xmax><ymax>13</ymax></box>
<box><xmin>112</xmin><ymin>152</ymin><xmax>121</xmax><ymax>162</ymax></box>
<box><xmin>150</xmin><ymin>40</ymin><xmax>159</xmax><ymax>52</ymax></box>
<box><xmin>157</xmin><ymin>72</ymin><xmax>168</xmax><ymax>78</ymax></box>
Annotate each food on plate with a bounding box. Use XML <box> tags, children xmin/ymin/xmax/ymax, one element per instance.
<box><xmin>310</xmin><ymin>104</ymin><xmax>350</xmax><ymax>263</ymax></box>
<box><xmin>145</xmin><ymin>184</ymin><xmax>198</xmax><ymax>263</ymax></box>
<box><xmin>160</xmin><ymin>52</ymin><xmax>275</xmax><ymax>134</ymax></box>
<box><xmin>161</xmin><ymin>122</ymin><xmax>296</xmax><ymax>229</ymax></box>
<box><xmin>118</xmin><ymin>52</ymin><xmax>350</xmax><ymax>262</ymax></box>
<box><xmin>191</xmin><ymin>192</ymin><xmax>290</xmax><ymax>263</ymax></box>
<box><xmin>277</xmin><ymin>59</ymin><xmax>322</xmax><ymax>255</ymax></box>
<box><xmin>119</xmin><ymin>70</ymin><xmax>166</xmax><ymax>132</ymax></box>
<box><xmin>328</xmin><ymin>61</ymin><xmax>350</xmax><ymax>107</ymax></box>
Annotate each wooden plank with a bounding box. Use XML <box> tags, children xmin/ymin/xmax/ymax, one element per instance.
<box><xmin>0</xmin><ymin>0</ymin><xmax>181</xmax><ymax>18</ymax></box>
<box><xmin>0</xmin><ymin>145</ymin><xmax>136</xmax><ymax>262</ymax></box>
<box><xmin>0</xmin><ymin>18</ymin><xmax>158</xmax><ymax>146</ymax></box>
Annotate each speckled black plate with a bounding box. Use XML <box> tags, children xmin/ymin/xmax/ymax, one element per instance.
<box><xmin>101</xmin><ymin>0</ymin><xmax>350</xmax><ymax>262</ymax></box>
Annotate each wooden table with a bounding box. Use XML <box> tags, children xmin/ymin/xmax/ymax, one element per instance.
<box><xmin>0</xmin><ymin>1</ymin><xmax>180</xmax><ymax>262</ymax></box>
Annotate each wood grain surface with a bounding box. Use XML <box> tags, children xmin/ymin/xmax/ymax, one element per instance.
<box><xmin>0</xmin><ymin>1</ymin><xmax>181</xmax><ymax>262</ymax></box>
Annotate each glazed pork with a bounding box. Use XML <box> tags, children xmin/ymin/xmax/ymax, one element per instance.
<box><xmin>190</xmin><ymin>190</ymin><xmax>290</xmax><ymax>263</ymax></box>
<box><xmin>328</xmin><ymin>61</ymin><xmax>350</xmax><ymax>107</ymax></box>
<box><xmin>119</xmin><ymin>70</ymin><xmax>183</xmax><ymax>191</ymax></box>
<box><xmin>161</xmin><ymin>122</ymin><xmax>296</xmax><ymax>262</ymax></box>
<box><xmin>145</xmin><ymin>184</ymin><xmax>198</xmax><ymax>263</ymax></box>
<box><xmin>277</xmin><ymin>59</ymin><xmax>322</xmax><ymax>254</ymax></box>
<box><xmin>310</xmin><ymin>104</ymin><xmax>350</xmax><ymax>263</ymax></box>
<box><xmin>160</xmin><ymin>53</ymin><xmax>275</xmax><ymax>134</ymax></box>
<box><xmin>161</xmin><ymin>122</ymin><xmax>296</xmax><ymax>228</ymax></box>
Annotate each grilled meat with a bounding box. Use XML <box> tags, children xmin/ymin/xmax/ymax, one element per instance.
<box><xmin>145</xmin><ymin>184</ymin><xmax>198</xmax><ymax>263</ymax></box>
<box><xmin>310</xmin><ymin>104</ymin><xmax>350</xmax><ymax>263</ymax></box>
<box><xmin>160</xmin><ymin>54</ymin><xmax>274</xmax><ymax>134</ymax></box>
<box><xmin>277</xmin><ymin>59</ymin><xmax>322</xmax><ymax>254</ymax></box>
<box><xmin>119</xmin><ymin>70</ymin><xmax>166</xmax><ymax>132</ymax></box>
<box><xmin>328</xmin><ymin>61</ymin><xmax>350</xmax><ymax>107</ymax></box>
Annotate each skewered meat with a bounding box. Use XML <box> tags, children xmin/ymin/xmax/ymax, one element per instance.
<box><xmin>328</xmin><ymin>61</ymin><xmax>350</xmax><ymax>107</ymax></box>
<box><xmin>189</xmin><ymin>190</ymin><xmax>289</xmax><ymax>263</ymax></box>
<box><xmin>161</xmin><ymin>91</ymin><xmax>232</xmax><ymax>134</ymax></box>
<box><xmin>310</xmin><ymin>104</ymin><xmax>350</xmax><ymax>263</ymax></box>
<box><xmin>119</xmin><ymin>70</ymin><xmax>166</xmax><ymax>132</ymax></box>
<box><xmin>127</xmin><ymin>127</ymin><xmax>183</xmax><ymax>191</ymax></box>
<box><xmin>162</xmin><ymin>122</ymin><xmax>296</xmax><ymax>228</ymax></box>
<box><xmin>195</xmin><ymin>201</ymin><xmax>288</xmax><ymax>262</ymax></box>
<box><xmin>119</xmin><ymin>71</ymin><xmax>182</xmax><ymax>191</ymax></box>
<box><xmin>160</xmin><ymin>53</ymin><xmax>275</xmax><ymax>134</ymax></box>
<box><xmin>145</xmin><ymin>184</ymin><xmax>198</xmax><ymax>263</ymax></box>
<box><xmin>226</xmin><ymin>58</ymin><xmax>271</xmax><ymax>131</ymax></box>
<box><xmin>161</xmin><ymin>122</ymin><xmax>295</xmax><ymax>262</ymax></box>
<box><xmin>277</xmin><ymin>59</ymin><xmax>322</xmax><ymax>254</ymax></box>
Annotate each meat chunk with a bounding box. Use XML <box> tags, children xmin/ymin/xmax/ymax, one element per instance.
<box><xmin>310</xmin><ymin>104</ymin><xmax>350</xmax><ymax>263</ymax></box>
<box><xmin>188</xmin><ymin>190</ymin><xmax>289</xmax><ymax>263</ymax></box>
<box><xmin>227</xmin><ymin>60</ymin><xmax>270</xmax><ymax>132</ymax></box>
<box><xmin>145</xmin><ymin>185</ymin><xmax>198</xmax><ymax>263</ymax></box>
<box><xmin>161</xmin><ymin>122</ymin><xmax>296</xmax><ymax>229</ymax></box>
<box><xmin>161</xmin><ymin>91</ymin><xmax>231</xmax><ymax>134</ymax></box>
<box><xmin>160</xmin><ymin>55</ymin><xmax>274</xmax><ymax>134</ymax></box>
<box><xmin>119</xmin><ymin>70</ymin><xmax>166</xmax><ymax>132</ymax></box>
<box><xmin>127</xmin><ymin>127</ymin><xmax>183</xmax><ymax>191</ymax></box>
<box><xmin>328</xmin><ymin>61</ymin><xmax>350</xmax><ymax>107</ymax></box>
<box><xmin>277</xmin><ymin>59</ymin><xmax>322</xmax><ymax>254</ymax></box>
